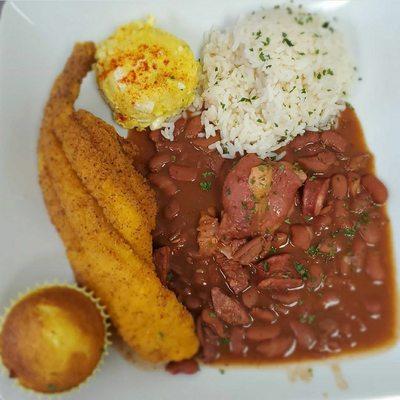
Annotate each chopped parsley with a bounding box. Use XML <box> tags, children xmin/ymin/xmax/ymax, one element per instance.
<box><xmin>345</xmin><ymin>102</ymin><xmax>354</xmax><ymax>110</ymax></box>
<box><xmin>209</xmin><ymin>311</ymin><xmax>217</xmax><ymax>318</ymax></box>
<box><xmin>262</xmin><ymin>37</ymin><xmax>271</xmax><ymax>46</ymax></box>
<box><xmin>294</xmin><ymin>261</ymin><xmax>309</xmax><ymax>280</ymax></box>
<box><xmin>166</xmin><ymin>271</ymin><xmax>174</xmax><ymax>282</ymax></box>
<box><xmin>284</xmin><ymin>218</ymin><xmax>291</xmax><ymax>224</ymax></box>
<box><xmin>220</xmin><ymin>102</ymin><xmax>226</xmax><ymax>110</ymax></box>
<box><xmin>200</xmin><ymin>181</ymin><xmax>212</xmax><ymax>191</ymax></box>
<box><xmin>307</xmin><ymin>245</ymin><xmax>320</xmax><ymax>257</ymax></box>
<box><xmin>304</xmin><ymin>215</ymin><xmax>313</xmax><ymax>222</ymax></box>
<box><xmin>219</xmin><ymin>337</ymin><xmax>230</xmax><ymax>346</ymax></box>
<box><xmin>269</xmin><ymin>246</ymin><xmax>277</xmax><ymax>255</ymax></box>
<box><xmin>358</xmin><ymin>211</ymin><xmax>370</xmax><ymax>225</ymax></box>
<box><xmin>343</xmin><ymin>227</ymin><xmax>357</xmax><ymax>239</ymax></box>
<box><xmin>202</xmin><ymin>171</ymin><xmax>215</xmax><ymax>178</ymax></box>
<box><xmin>262</xmin><ymin>261</ymin><xmax>270</xmax><ymax>272</ymax></box>
<box><xmin>259</xmin><ymin>52</ymin><xmax>267</xmax><ymax>62</ymax></box>
<box><xmin>239</xmin><ymin>97</ymin><xmax>252</xmax><ymax>103</ymax></box>
<box><xmin>254</xmin><ymin>30</ymin><xmax>262</xmax><ymax>39</ymax></box>
<box><xmin>282</xmin><ymin>32</ymin><xmax>294</xmax><ymax>47</ymax></box>
<box><xmin>225</xmin><ymin>187</ymin><xmax>231</xmax><ymax>196</ymax></box>
<box><xmin>300</xmin><ymin>313</ymin><xmax>316</xmax><ymax>324</ymax></box>
<box><xmin>171</xmin><ymin>155</ymin><xmax>176</xmax><ymax>162</ymax></box>
<box><xmin>257</xmin><ymin>118</ymin><xmax>263</xmax><ymax>123</ymax></box>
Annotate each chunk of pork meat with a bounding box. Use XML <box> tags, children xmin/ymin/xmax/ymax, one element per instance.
<box><xmin>219</xmin><ymin>154</ymin><xmax>305</xmax><ymax>240</ymax></box>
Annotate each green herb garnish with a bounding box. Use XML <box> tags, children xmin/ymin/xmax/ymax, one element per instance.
<box><xmin>200</xmin><ymin>181</ymin><xmax>212</xmax><ymax>191</ymax></box>
<box><xmin>294</xmin><ymin>262</ymin><xmax>309</xmax><ymax>280</ymax></box>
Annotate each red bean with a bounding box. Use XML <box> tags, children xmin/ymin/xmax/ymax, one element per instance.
<box><xmin>230</xmin><ymin>327</ymin><xmax>245</xmax><ymax>356</ymax></box>
<box><xmin>290</xmin><ymin>320</ymin><xmax>317</xmax><ymax>350</ymax></box>
<box><xmin>361</xmin><ymin>174</ymin><xmax>388</xmax><ymax>204</ymax></box>
<box><xmin>164</xmin><ymin>199</ymin><xmax>180</xmax><ymax>220</ymax></box>
<box><xmin>318</xmin><ymin>318</ymin><xmax>339</xmax><ymax>336</ymax></box>
<box><xmin>318</xmin><ymin>238</ymin><xmax>340</xmax><ymax>255</ymax></box>
<box><xmin>334</xmin><ymin>200</ymin><xmax>349</xmax><ymax>219</ymax></box>
<box><xmin>313</xmin><ymin>215</ymin><xmax>332</xmax><ymax>232</ymax></box>
<box><xmin>184</xmin><ymin>295</ymin><xmax>202</xmax><ymax>311</ymax></box>
<box><xmin>364</xmin><ymin>299</ymin><xmax>382</xmax><ymax>315</ymax></box>
<box><xmin>365</xmin><ymin>250</ymin><xmax>385</xmax><ymax>282</ymax></box>
<box><xmin>256</xmin><ymin>336</ymin><xmax>294</xmax><ymax>358</ymax></box>
<box><xmin>351</xmin><ymin>192</ymin><xmax>372</xmax><ymax>213</ymax></box>
<box><xmin>272</xmin><ymin>232</ymin><xmax>288</xmax><ymax>248</ymax></box>
<box><xmin>184</xmin><ymin>115</ymin><xmax>203</xmax><ymax>138</ymax></box>
<box><xmin>352</xmin><ymin>237</ymin><xmax>367</xmax><ymax>271</ymax></box>
<box><xmin>169</xmin><ymin>165</ymin><xmax>198</xmax><ymax>182</ymax></box>
<box><xmin>173</xmin><ymin>117</ymin><xmax>187</xmax><ymax>137</ymax></box>
<box><xmin>347</xmin><ymin>172</ymin><xmax>361</xmax><ymax>197</ymax></box>
<box><xmin>251</xmin><ymin>308</ymin><xmax>276</xmax><ymax>323</ymax></box>
<box><xmin>298</xmin><ymin>151</ymin><xmax>336</xmax><ymax>173</ymax></box>
<box><xmin>149</xmin><ymin>153</ymin><xmax>171</xmax><ymax>172</ymax></box>
<box><xmin>242</xmin><ymin>287</ymin><xmax>260</xmax><ymax>309</ymax></box>
<box><xmin>148</xmin><ymin>173</ymin><xmax>179</xmax><ymax>196</ymax></box>
<box><xmin>246</xmin><ymin>324</ymin><xmax>281</xmax><ymax>341</ymax></box>
<box><xmin>290</xmin><ymin>224</ymin><xmax>313</xmax><ymax>250</ymax></box>
<box><xmin>338</xmin><ymin>255</ymin><xmax>352</xmax><ymax>276</ymax></box>
<box><xmin>347</xmin><ymin>153</ymin><xmax>370</xmax><ymax>171</ymax></box>
<box><xmin>308</xmin><ymin>263</ymin><xmax>323</xmax><ymax>289</ymax></box>
<box><xmin>149</xmin><ymin>129</ymin><xmax>162</xmax><ymax>143</ymax></box>
<box><xmin>359</xmin><ymin>223</ymin><xmax>380</xmax><ymax>246</ymax></box>
<box><xmin>321</xmin><ymin>291</ymin><xmax>340</xmax><ymax>309</ymax></box>
<box><xmin>332</xmin><ymin>174</ymin><xmax>348</xmax><ymax>199</ymax></box>
<box><xmin>166</xmin><ymin>359</ymin><xmax>199</xmax><ymax>375</ymax></box>
<box><xmin>321</xmin><ymin>130</ymin><xmax>348</xmax><ymax>152</ymax></box>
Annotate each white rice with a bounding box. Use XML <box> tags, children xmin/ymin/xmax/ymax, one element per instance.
<box><xmin>199</xmin><ymin>5</ymin><xmax>355</xmax><ymax>158</ymax></box>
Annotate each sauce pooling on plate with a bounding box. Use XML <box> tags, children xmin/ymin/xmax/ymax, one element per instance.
<box><xmin>125</xmin><ymin>108</ymin><xmax>396</xmax><ymax>364</ymax></box>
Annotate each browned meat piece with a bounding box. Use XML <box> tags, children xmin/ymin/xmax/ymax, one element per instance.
<box><xmin>233</xmin><ymin>236</ymin><xmax>271</xmax><ymax>265</ymax></box>
<box><xmin>196</xmin><ymin>318</ymin><xmax>219</xmax><ymax>362</ymax></box>
<box><xmin>211</xmin><ymin>287</ymin><xmax>250</xmax><ymax>326</ymax></box>
<box><xmin>302</xmin><ymin>178</ymin><xmax>330</xmax><ymax>216</ymax></box>
<box><xmin>165</xmin><ymin>359</ymin><xmax>199</xmax><ymax>375</ymax></box>
<box><xmin>153</xmin><ymin>246</ymin><xmax>171</xmax><ymax>285</ymax></box>
<box><xmin>218</xmin><ymin>239</ymin><xmax>247</xmax><ymax>259</ymax></box>
<box><xmin>201</xmin><ymin>309</ymin><xmax>225</xmax><ymax>337</ymax></box>
<box><xmin>256</xmin><ymin>253</ymin><xmax>293</xmax><ymax>278</ymax></box>
<box><xmin>258</xmin><ymin>278</ymin><xmax>303</xmax><ymax>291</ymax></box>
<box><xmin>215</xmin><ymin>254</ymin><xmax>249</xmax><ymax>294</ymax></box>
<box><xmin>219</xmin><ymin>154</ymin><xmax>304</xmax><ymax>239</ymax></box>
<box><xmin>197</xmin><ymin>211</ymin><xmax>219</xmax><ymax>256</ymax></box>
<box><xmin>361</xmin><ymin>174</ymin><xmax>388</xmax><ymax>204</ymax></box>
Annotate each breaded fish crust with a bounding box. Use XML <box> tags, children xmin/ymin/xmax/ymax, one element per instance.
<box><xmin>38</xmin><ymin>43</ymin><xmax>199</xmax><ymax>362</ymax></box>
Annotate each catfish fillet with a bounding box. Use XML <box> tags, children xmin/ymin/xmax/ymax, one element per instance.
<box><xmin>38</xmin><ymin>42</ymin><xmax>198</xmax><ymax>362</ymax></box>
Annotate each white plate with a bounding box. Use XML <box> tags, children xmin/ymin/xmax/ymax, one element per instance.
<box><xmin>0</xmin><ymin>1</ymin><xmax>399</xmax><ymax>399</ymax></box>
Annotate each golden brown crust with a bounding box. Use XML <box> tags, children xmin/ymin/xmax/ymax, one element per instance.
<box><xmin>0</xmin><ymin>286</ymin><xmax>105</xmax><ymax>393</ymax></box>
<box><xmin>37</xmin><ymin>42</ymin><xmax>199</xmax><ymax>362</ymax></box>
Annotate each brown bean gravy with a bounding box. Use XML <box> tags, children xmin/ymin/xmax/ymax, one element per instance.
<box><xmin>124</xmin><ymin>108</ymin><xmax>397</xmax><ymax>365</ymax></box>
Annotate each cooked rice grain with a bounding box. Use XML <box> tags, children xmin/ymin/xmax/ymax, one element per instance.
<box><xmin>200</xmin><ymin>5</ymin><xmax>355</xmax><ymax>158</ymax></box>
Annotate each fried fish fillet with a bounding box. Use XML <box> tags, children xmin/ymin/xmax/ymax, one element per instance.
<box><xmin>44</xmin><ymin>42</ymin><xmax>156</xmax><ymax>264</ymax></box>
<box><xmin>38</xmin><ymin>43</ymin><xmax>199</xmax><ymax>362</ymax></box>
